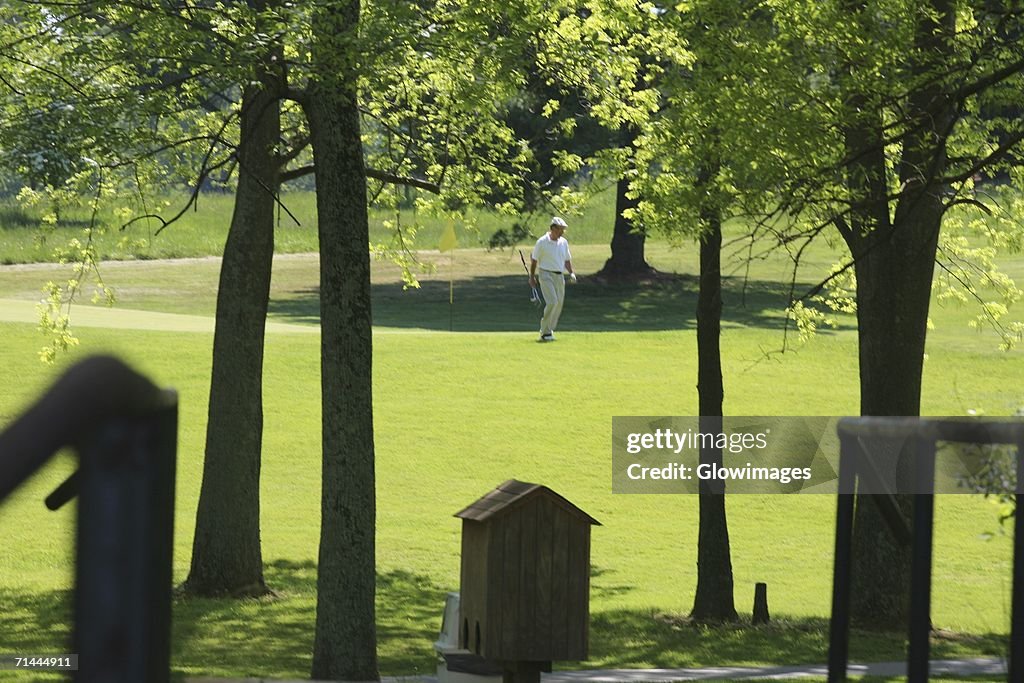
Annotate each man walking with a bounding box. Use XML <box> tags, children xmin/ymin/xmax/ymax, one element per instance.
<box><xmin>528</xmin><ymin>216</ymin><xmax>577</xmax><ymax>342</ymax></box>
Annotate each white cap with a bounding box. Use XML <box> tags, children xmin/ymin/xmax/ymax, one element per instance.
<box><xmin>550</xmin><ymin>216</ymin><xmax>568</xmax><ymax>228</ymax></box>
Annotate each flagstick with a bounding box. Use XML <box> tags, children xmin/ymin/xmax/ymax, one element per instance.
<box><xmin>439</xmin><ymin>220</ymin><xmax>457</xmax><ymax>331</ymax></box>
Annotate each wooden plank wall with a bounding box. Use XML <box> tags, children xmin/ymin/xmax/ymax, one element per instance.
<box><xmin>472</xmin><ymin>498</ymin><xmax>592</xmax><ymax>662</ymax></box>
<box><xmin>533</xmin><ymin>496</ymin><xmax>555</xmax><ymax>658</ymax></box>
<box><xmin>550</xmin><ymin>504</ymin><xmax>571</xmax><ymax>659</ymax></box>
<box><xmin>499</xmin><ymin>511</ymin><xmax>520</xmax><ymax>657</ymax></box>
<box><xmin>459</xmin><ymin>520</ymin><xmax>489</xmax><ymax>654</ymax></box>
<box><xmin>566</xmin><ymin>523</ymin><xmax>591</xmax><ymax>659</ymax></box>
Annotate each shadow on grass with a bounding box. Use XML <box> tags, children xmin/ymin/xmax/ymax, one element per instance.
<box><xmin>0</xmin><ymin>563</ymin><xmax>446</xmax><ymax>680</ymax></box>
<box><xmin>0</xmin><ymin>204</ymin><xmax>90</xmax><ymax>231</ymax></box>
<box><xmin>585</xmin><ymin>610</ymin><xmax>1008</xmax><ymax>672</ymax></box>
<box><xmin>2</xmin><ymin>572</ymin><xmax>1005</xmax><ymax>680</ymax></box>
<box><xmin>591</xmin><ymin>565</ymin><xmax>636</xmax><ymax>601</ymax></box>
<box><xmin>170</xmin><ymin>560</ymin><xmax>447</xmax><ymax>679</ymax></box>
<box><xmin>268</xmin><ymin>274</ymin><xmax>855</xmax><ymax>334</ymax></box>
<box><xmin>0</xmin><ymin>586</ymin><xmax>72</xmax><ymax>652</ymax></box>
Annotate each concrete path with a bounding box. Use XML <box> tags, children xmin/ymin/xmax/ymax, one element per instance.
<box><xmin>0</xmin><ymin>297</ymin><xmax>317</xmax><ymax>334</ymax></box>
<box><xmin>185</xmin><ymin>656</ymin><xmax>1006</xmax><ymax>682</ymax></box>
<box><xmin>0</xmin><ymin>297</ymin><xmax>461</xmax><ymax>335</ymax></box>
<box><xmin>541</xmin><ymin>657</ymin><xmax>1006</xmax><ymax>680</ymax></box>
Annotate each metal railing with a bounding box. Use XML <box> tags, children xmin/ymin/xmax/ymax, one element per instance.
<box><xmin>828</xmin><ymin>417</ymin><xmax>1024</xmax><ymax>682</ymax></box>
<box><xmin>0</xmin><ymin>355</ymin><xmax>178</xmax><ymax>683</ymax></box>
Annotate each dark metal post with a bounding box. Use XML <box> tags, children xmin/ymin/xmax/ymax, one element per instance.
<box><xmin>0</xmin><ymin>357</ymin><xmax>178</xmax><ymax>683</ymax></box>
<box><xmin>907</xmin><ymin>435</ymin><xmax>936</xmax><ymax>683</ymax></box>
<box><xmin>74</xmin><ymin>397</ymin><xmax>177</xmax><ymax>683</ymax></box>
<box><xmin>1010</xmin><ymin>438</ymin><xmax>1024</xmax><ymax>683</ymax></box>
<box><xmin>828</xmin><ymin>419</ymin><xmax>1024</xmax><ymax>683</ymax></box>
<box><xmin>828</xmin><ymin>429</ymin><xmax>858</xmax><ymax>683</ymax></box>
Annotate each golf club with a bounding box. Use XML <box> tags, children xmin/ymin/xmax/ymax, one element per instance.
<box><xmin>519</xmin><ymin>249</ymin><xmax>542</xmax><ymax>306</ymax></box>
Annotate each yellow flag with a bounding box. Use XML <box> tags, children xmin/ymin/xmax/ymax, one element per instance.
<box><xmin>439</xmin><ymin>222</ymin><xmax>457</xmax><ymax>252</ymax></box>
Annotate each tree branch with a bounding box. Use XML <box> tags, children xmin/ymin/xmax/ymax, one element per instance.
<box><xmin>121</xmin><ymin>153</ymin><xmax>235</xmax><ymax>234</ymax></box>
<box><xmin>279</xmin><ymin>164</ymin><xmax>441</xmax><ymax>193</ymax></box>
<box><xmin>277</xmin><ymin>135</ymin><xmax>310</xmax><ymax>166</ymax></box>
<box><xmin>944</xmin><ymin>196</ymin><xmax>994</xmax><ymax>216</ymax></box>
<box><xmin>366</xmin><ymin>168</ymin><xmax>439</xmax><ymax>194</ymax></box>
<box><xmin>954</xmin><ymin>55</ymin><xmax>1024</xmax><ymax>102</ymax></box>
<box><xmin>279</xmin><ymin>164</ymin><xmax>314</xmax><ymax>183</ymax></box>
<box><xmin>941</xmin><ymin>129</ymin><xmax>1024</xmax><ymax>185</ymax></box>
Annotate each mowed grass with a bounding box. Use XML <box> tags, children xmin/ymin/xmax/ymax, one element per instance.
<box><xmin>0</xmin><ymin>234</ymin><xmax>1021</xmax><ymax>678</ymax></box>
<box><xmin>0</xmin><ymin>188</ymin><xmax>619</xmax><ymax>264</ymax></box>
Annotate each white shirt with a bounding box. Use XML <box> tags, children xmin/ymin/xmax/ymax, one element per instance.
<box><xmin>532</xmin><ymin>234</ymin><xmax>571</xmax><ymax>272</ymax></box>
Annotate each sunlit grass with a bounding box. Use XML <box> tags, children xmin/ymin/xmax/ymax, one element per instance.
<box><xmin>0</xmin><ymin>224</ymin><xmax>1021</xmax><ymax>678</ymax></box>
<box><xmin>0</xmin><ymin>188</ymin><xmax>619</xmax><ymax>264</ymax></box>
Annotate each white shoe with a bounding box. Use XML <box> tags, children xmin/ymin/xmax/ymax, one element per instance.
<box><xmin>540</xmin><ymin>333</ymin><xmax>554</xmax><ymax>342</ymax></box>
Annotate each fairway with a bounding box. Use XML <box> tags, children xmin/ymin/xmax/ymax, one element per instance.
<box><xmin>4</xmin><ymin>0</ymin><xmax>1024</xmax><ymax>677</ymax></box>
<box><xmin>0</xmin><ymin>243</ymin><xmax>1021</xmax><ymax>679</ymax></box>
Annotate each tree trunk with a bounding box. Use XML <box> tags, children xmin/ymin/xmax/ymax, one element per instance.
<box><xmin>842</xmin><ymin>0</ymin><xmax>956</xmax><ymax>629</ymax></box>
<box><xmin>597</xmin><ymin>127</ymin><xmax>654</xmax><ymax>281</ymax></box>
<box><xmin>847</xmin><ymin>210</ymin><xmax>941</xmax><ymax>628</ymax></box>
<box><xmin>596</xmin><ymin>177</ymin><xmax>652</xmax><ymax>279</ymax></box>
<box><xmin>846</xmin><ymin>187</ymin><xmax>944</xmax><ymax>628</ymax></box>
<box><xmin>182</xmin><ymin>80</ymin><xmax>279</xmax><ymax>597</ymax></box>
<box><xmin>690</xmin><ymin>168</ymin><xmax>737</xmax><ymax>623</ymax></box>
<box><xmin>306</xmin><ymin>1</ymin><xmax>379</xmax><ymax>679</ymax></box>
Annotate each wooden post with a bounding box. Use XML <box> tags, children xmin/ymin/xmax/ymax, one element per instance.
<box><xmin>753</xmin><ymin>583</ymin><xmax>770</xmax><ymax>625</ymax></box>
<box><xmin>503</xmin><ymin>661</ymin><xmax>547</xmax><ymax>683</ymax></box>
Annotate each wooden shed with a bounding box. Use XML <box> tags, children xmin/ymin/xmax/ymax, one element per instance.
<box><xmin>454</xmin><ymin>479</ymin><xmax>600</xmax><ymax>663</ymax></box>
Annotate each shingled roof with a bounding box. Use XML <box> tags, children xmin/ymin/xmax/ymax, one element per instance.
<box><xmin>454</xmin><ymin>479</ymin><xmax>601</xmax><ymax>525</ymax></box>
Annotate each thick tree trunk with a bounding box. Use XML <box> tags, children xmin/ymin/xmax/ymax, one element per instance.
<box><xmin>691</xmin><ymin>179</ymin><xmax>737</xmax><ymax>623</ymax></box>
<box><xmin>852</xmin><ymin>225</ymin><xmax>938</xmax><ymax>418</ymax></box>
<box><xmin>847</xmin><ymin>231</ymin><xmax>935</xmax><ymax>628</ymax></box>
<box><xmin>597</xmin><ymin>128</ymin><xmax>654</xmax><ymax>281</ymax></box>
<box><xmin>306</xmin><ymin>1</ymin><xmax>379</xmax><ymax>679</ymax></box>
<box><xmin>182</xmin><ymin>81</ymin><xmax>279</xmax><ymax>597</ymax></box>
<box><xmin>848</xmin><ymin>209</ymin><xmax>940</xmax><ymax>628</ymax></box>
<box><xmin>596</xmin><ymin>177</ymin><xmax>653</xmax><ymax>279</ymax></box>
<box><xmin>842</xmin><ymin>0</ymin><xmax>956</xmax><ymax>629</ymax></box>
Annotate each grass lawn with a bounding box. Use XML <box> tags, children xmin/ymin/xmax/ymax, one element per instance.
<box><xmin>0</xmin><ymin>215</ymin><xmax>1021</xmax><ymax>679</ymax></box>
<box><xmin>0</xmin><ymin>189</ymin><xmax>619</xmax><ymax>264</ymax></box>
